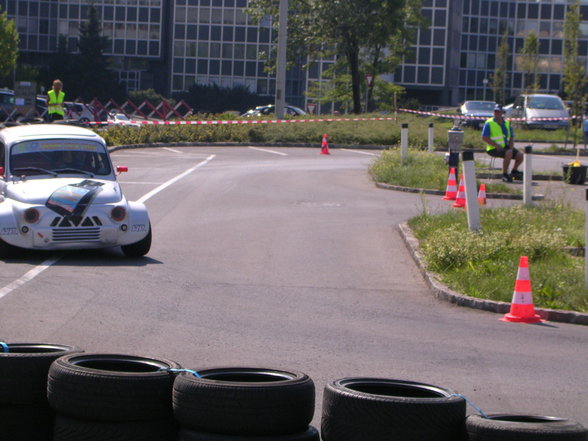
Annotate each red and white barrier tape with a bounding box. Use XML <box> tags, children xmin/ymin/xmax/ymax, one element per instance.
<box><xmin>88</xmin><ymin>116</ymin><xmax>396</xmax><ymax>126</ymax></box>
<box><xmin>85</xmin><ymin>108</ymin><xmax>576</xmax><ymax>126</ymax></box>
<box><xmin>398</xmin><ymin>108</ymin><xmax>574</xmax><ymax>122</ymax></box>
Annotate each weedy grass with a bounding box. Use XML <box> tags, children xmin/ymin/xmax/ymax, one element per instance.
<box><xmin>408</xmin><ymin>202</ymin><xmax>588</xmax><ymax>312</ymax></box>
<box><xmin>370</xmin><ymin>149</ymin><xmax>520</xmax><ymax>194</ymax></box>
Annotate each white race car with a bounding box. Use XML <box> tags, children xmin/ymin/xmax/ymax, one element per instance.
<box><xmin>0</xmin><ymin>124</ymin><xmax>151</xmax><ymax>257</ymax></box>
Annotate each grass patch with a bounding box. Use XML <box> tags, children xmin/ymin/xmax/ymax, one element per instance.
<box><xmin>370</xmin><ymin>149</ymin><xmax>520</xmax><ymax>194</ymax></box>
<box><xmin>408</xmin><ymin>202</ymin><xmax>588</xmax><ymax>312</ymax></box>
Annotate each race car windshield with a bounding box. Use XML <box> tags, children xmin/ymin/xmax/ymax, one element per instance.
<box><xmin>9</xmin><ymin>140</ymin><xmax>111</xmax><ymax>177</ymax></box>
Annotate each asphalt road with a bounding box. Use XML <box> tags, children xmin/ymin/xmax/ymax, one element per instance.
<box><xmin>1</xmin><ymin>146</ymin><xmax>587</xmax><ymax>428</ymax></box>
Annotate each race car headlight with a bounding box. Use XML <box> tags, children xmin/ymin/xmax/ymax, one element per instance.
<box><xmin>24</xmin><ymin>208</ymin><xmax>40</xmax><ymax>223</ymax></box>
<box><xmin>110</xmin><ymin>206</ymin><xmax>126</xmax><ymax>222</ymax></box>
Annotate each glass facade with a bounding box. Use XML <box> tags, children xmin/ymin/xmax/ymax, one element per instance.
<box><xmin>2</xmin><ymin>0</ymin><xmax>588</xmax><ymax>107</ymax></box>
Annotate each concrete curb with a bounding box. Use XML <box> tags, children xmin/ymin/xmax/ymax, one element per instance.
<box><xmin>398</xmin><ymin>222</ymin><xmax>588</xmax><ymax>326</ymax></box>
<box><xmin>374</xmin><ymin>181</ymin><xmax>545</xmax><ymax>201</ymax></box>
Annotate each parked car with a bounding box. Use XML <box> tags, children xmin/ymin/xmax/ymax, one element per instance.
<box><xmin>106</xmin><ymin>112</ymin><xmax>142</xmax><ymax>127</ymax></box>
<box><xmin>508</xmin><ymin>94</ymin><xmax>569</xmax><ymax>130</ymax></box>
<box><xmin>0</xmin><ymin>124</ymin><xmax>152</xmax><ymax>257</ymax></box>
<box><xmin>0</xmin><ymin>89</ymin><xmax>48</xmax><ymax>122</ymax></box>
<box><xmin>457</xmin><ymin>101</ymin><xmax>495</xmax><ymax>129</ymax></box>
<box><xmin>64</xmin><ymin>102</ymin><xmax>97</xmax><ymax>124</ymax></box>
<box><xmin>241</xmin><ymin>104</ymin><xmax>306</xmax><ymax>117</ymax></box>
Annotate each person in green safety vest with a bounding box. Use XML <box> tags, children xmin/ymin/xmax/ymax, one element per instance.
<box><xmin>481</xmin><ymin>104</ymin><xmax>524</xmax><ymax>183</ymax></box>
<box><xmin>47</xmin><ymin>79</ymin><xmax>65</xmax><ymax>122</ymax></box>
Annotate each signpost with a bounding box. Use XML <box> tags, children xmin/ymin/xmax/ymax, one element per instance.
<box><xmin>14</xmin><ymin>81</ymin><xmax>37</xmax><ymax>120</ymax></box>
<box><xmin>307</xmin><ymin>103</ymin><xmax>316</xmax><ymax>115</ymax></box>
<box><xmin>365</xmin><ymin>74</ymin><xmax>374</xmax><ymax>113</ymax></box>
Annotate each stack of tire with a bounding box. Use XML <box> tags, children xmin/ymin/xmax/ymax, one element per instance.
<box><xmin>173</xmin><ymin>367</ymin><xmax>320</xmax><ymax>441</ymax></box>
<box><xmin>0</xmin><ymin>342</ymin><xmax>82</xmax><ymax>441</ymax></box>
<box><xmin>47</xmin><ymin>353</ymin><xmax>181</xmax><ymax>441</ymax></box>
<box><xmin>320</xmin><ymin>377</ymin><xmax>467</xmax><ymax>441</ymax></box>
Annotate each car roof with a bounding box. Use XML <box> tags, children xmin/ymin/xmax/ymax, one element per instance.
<box><xmin>0</xmin><ymin>123</ymin><xmax>105</xmax><ymax>145</ymax></box>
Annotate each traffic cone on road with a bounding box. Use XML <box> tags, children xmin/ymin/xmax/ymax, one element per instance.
<box><xmin>320</xmin><ymin>133</ymin><xmax>330</xmax><ymax>155</ymax></box>
<box><xmin>442</xmin><ymin>168</ymin><xmax>458</xmax><ymax>201</ymax></box>
<box><xmin>477</xmin><ymin>183</ymin><xmax>487</xmax><ymax>206</ymax></box>
<box><xmin>501</xmin><ymin>256</ymin><xmax>542</xmax><ymax>323</ymax></box>
<box><xmin>452</xmin><ymin>174</ymin><xmax>466</xmax><ymax>208</ymax></box>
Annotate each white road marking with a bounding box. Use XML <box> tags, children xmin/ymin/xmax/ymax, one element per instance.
<box><xmin>0</xmin><ymin>154</ymin><xmax>216</xmax><ymax>300</ymax></box>
<box><xmin>341</xmin><ymin>149</ymin><xmax>378</xmax><ymax>156</ymax></box>
<box><xmin>137</xmin><ymin>154</ymin><xmax>216</xmax><ymax>203</ymax></box>
<box><xmin>0</xmin><ymin>254</ymin><xmax>63</xmax><ymax>301</ymax></box>
<box><xmin>163</xmin><ymin>147</ymin><xmax>182</xmax><ymax>153</ymax></box>
<box><xmin>248</xmin><ymin>147</ymin><xmax>288</xmax><ymax>156</ymax></box>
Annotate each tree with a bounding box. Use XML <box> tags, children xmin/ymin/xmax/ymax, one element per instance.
<box><xmin>74</xmin><ymin>4</ymin><xmax>125</xmax><ymax>101</ymax></box>
<box><xmin>563</xmin><ymin>0</ymin><xmax>587</xmax><ymax>150</ymax></box>
<box><xmin>519</xmin><ymin>31</ymin><xmax>540</xmax><ymax>95</ymax></box>
<box><xmin>491</xmin><ymin>32</ymin><xmax>510</xmax><ymax>105</ymax></box>
<box><xmin>247</xmin><ymin>0</ymin><xmax>425</xmax><ymax>114</ymax></box>
<box><xmin>0</xmin><ymin>9</ymin><xmax>19</xmax><ymax>85</ymax></box>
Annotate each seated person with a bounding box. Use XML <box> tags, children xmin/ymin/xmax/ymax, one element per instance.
<box><xmin>481</xmin><ymin>104</ymin><xmax>524</xmax><ymax>183</ymax></box>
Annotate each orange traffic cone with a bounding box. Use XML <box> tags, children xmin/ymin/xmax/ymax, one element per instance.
<box><xmin>443</xmin><ymin>168</ymin><xmax>458</xmax><ymax>201</ymax></box>
<box><xmin>320</xmin><ymin>133</ymin><xmax>330</xmax><ymax>155</ymax></box>
<box><xmin>501</xmin><ymin>256</ymin><xmax>542</xmax><ymax>323</ymax></box>
<box><xmin>452</xmin><ymin>174</ymin><xmax>466</xmax><ymax>208</ymax></box>
<box><xmin>477</xmin><ymin>183</ymin><xmax>487</xmax><ymax>205</ymax></box>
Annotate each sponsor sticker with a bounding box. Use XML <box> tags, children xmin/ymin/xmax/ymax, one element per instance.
<box><xmin>1</xmin><ymin>227</ymin><xmax>17</xmax><ymax>236</ymax></box>
<box><xmin>131</xmin><ymin>224</ymin><xmax>147</xmax><ymax>232</ymax></box>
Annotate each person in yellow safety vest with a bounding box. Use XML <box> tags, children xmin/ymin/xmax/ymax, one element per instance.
<box><xmin>47</xmin><ymin>79</ymin><xmax>65</xmax><ymax>122</ymax></box>
<box><xmin>481</xmin><ymin>104</ymin><xmax>524</xmax><ymax>183</ymax></box>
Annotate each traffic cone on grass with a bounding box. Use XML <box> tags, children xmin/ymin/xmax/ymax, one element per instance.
<box><xmin>477</xmin><ymin>183</ymin><xmax>487</xmax><ymax>205</ymax></box>
<box><xmin>443</xmin><ymin>168</ymin><xmax>458</xmax><ymax>201</ymax></box>
<box><xmin>452</xmin><ymin>174</ymin><xmax>466</xmax><ymax>208</ymax></box>
<box><xmin>501</xmin><ymin>256</ymin><xmax>542</xmax><ymax>323</ymax></box>
<box><xmin>320</xmin><ymin>133</ymin><xmax>330</xmax><ymax>155</ymax></box>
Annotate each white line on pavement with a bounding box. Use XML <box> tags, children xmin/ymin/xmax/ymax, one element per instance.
<box><xmin>341</xmin><ymin>149</ymin><xmax>378</xmax><ymax>156</ymax></box>
<box><xmin>163</xmin><ymin>147</ymin><xmax>182</xmax><ymax>153</ymax></box>
<box><xmin>0</xmin><ymin>254</ymin><xmax>63</xmax><ymax>301</ymax></box>
<box><xmin>0</xmin><ymin>154</ymin><xmax>216</xmax><ymax>300</ymax></box>
<box><xmin>248</xmin><ymin>147</ymin><xmax>288</xmax><ymax>156</ymax></box>
<box><xmin>137</xmin><ymin>154</ymin><xmax>216</xmax><ymax>203</ymax></box>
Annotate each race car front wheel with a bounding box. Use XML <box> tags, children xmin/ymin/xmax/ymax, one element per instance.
<box><xmin>121</xmin><ymin>224</ymin><xmax>152</xmax><ymax>257</ymax></box>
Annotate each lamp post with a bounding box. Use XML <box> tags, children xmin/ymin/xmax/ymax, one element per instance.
<box><xmin>482</xmin><ymin>78</ymin><xmax>488</xmax><ymax>101</ymax></box>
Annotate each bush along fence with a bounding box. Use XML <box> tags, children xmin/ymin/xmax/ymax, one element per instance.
<box><xmin>1</xmin><ymin>341</ymin><xmax>587</xmax><ymax>441</ymax></box>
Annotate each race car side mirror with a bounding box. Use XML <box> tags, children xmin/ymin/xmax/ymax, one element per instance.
<box><xmin>116</xmin><ymin>165</ymin><xmax>128</xmax><ymax>175</ymax></box>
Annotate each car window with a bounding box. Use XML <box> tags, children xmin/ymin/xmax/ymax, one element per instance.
<box><xmin>9</xmin><ymin>139</ymin><xmax>111</xmax><ymax>176</ymax></box>
<box><xmin>527</xmin><ymin>96</ymin><xmax>564</xmax><ymax>110</ymax></box>
<box><xmin>465</xmin><ymin>102</ymin><xmax>494</xmax><ymax>111</ymax></box>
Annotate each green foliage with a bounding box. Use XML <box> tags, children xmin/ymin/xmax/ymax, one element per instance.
<box><xmin>246</xmin><ymin>0</ymin><xmax>425</xmax><ymax>114</ymax></box>
<box><xmin>409</xmin><ymin>203</ymin><xmax>588</xmax><ymax>312</ymax></box>
<box><xmin>520</xmin><ymin>31</ymin><xmax>540</xmax><ymax>94</ymax></box>
<box><xmin>129</xmin><ymin>89</ymin><xmax>176</xmax><ymax>107</ymax></box>
<box><xmin>0</xmin><ymin>9</ymin><xmax>19</xmax><ymax>81</ymax></box>
<box><xmin>176</xmin><ymin>83</ymin><xmax>271</xmax><ymax>114</ymax></box>
<box><xmin>492</xmin><ymin>32</ymin><xmax>510</xmax><ymax>105</ymax></box>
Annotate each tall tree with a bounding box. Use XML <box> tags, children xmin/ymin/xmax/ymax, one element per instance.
<box><xmin>519</xmin><ymin>31</ymin><xmax>540</xmax><ymax>95</ymax></box>
<box><xmin>491</xmin><ymin>32</ymin><xmax>510</xmax><ymax>105</ymax></box>
<box><xmin>0</xmin><ymin>8</ymin><xmax>19</xmax><ymax>85</ymax></box>
<box><xmin>247</xmin><ymin>0</ymin><xmax>424</xmax><ymax>114</ymax></box>
<box><xmin>563</xmin><ymin>0</ymin><xmax>586</xmax><ymax>149</ymax></box>
<box><xmin>74</xmin><ymin>4</ymin><xmax>124</xmax><ymax>101</ymax></box>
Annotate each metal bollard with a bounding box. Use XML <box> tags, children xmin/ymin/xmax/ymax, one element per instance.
<box><xmin>428</xmin><ymin>123</ymin><xmax>434</xmax><ymax>153</ymax></box>
<box><xmin>401</xmin><ymin>123</ymin><xmax>409</xmax><ymax>162</ymax></box>
<box><xmin>447</xmin><ymin>122</ymin><xmax>463</xmax><ymax>172</ymax></box>
<box><xmin>462</xmin><ymin>150</ymin><xmax>481</xmax><ymax>232</ymax></box>
<box><xmin>523</xmin><ymin>145</ymin><xmax>533</xmax><ymax>206</ymax></box>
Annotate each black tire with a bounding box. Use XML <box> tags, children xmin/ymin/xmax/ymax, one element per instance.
<box><xmin>121</xmin><ymin>224</ymin><xmax>152</xmax><ymax>257</ymax></box>
<box><xmin>0</xmin><ymin>342</ymin><xmax>83</xmax><ymax>405</ymax></box>
<box><xmin>48</xmin><ymin>353</ymin><xmax>181</xmax><ymax>421</ymax></box>
<box><xmin>0</xmin><ymin>237</ymin><xmax>16</xmax><ymax>257</ymax></box>
<box><xmin>173</xmin><ymin>367</ymin><xmax>315</xmax><ymax>435</ymax></box>
<box><xmin>320</xmin><ymin>377</ymin><xmax>466</xmax><ymax>441</ymax></box>
<box><xmin>465</xmin><ymin>414</ymin><xmax>588</xmax><ymax>441</ymax></box>
<box><xmin>53</xmin><ymin>415</ymin><xmax>178</xmax><ymax>441</ymax></box>
<box><xmin>0</xmin><ymin>404</ymin><xmax>55</xmax><ymax>441</ymax></box>
<box><xmin>178</xmin><ymin>425</ymin><xmax>320</xmax><ymax>441</ymax></box>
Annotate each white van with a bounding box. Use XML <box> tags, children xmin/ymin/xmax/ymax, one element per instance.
<box><xmin>509</xmin><ymin>94</ymin><xmax>569</xmax><ymax>130</ymax></box>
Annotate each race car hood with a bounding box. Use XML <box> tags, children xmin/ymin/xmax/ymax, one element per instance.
<box><xmin>6</xmin><ymin>177</ymin><xmax>123</xmax><ymax>206</ymax></box>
